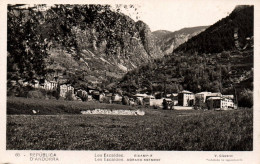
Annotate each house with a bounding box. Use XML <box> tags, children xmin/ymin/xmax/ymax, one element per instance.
<box><xmin>149</xmin><ymin>99</ymin><xmax>164</xmax><ymax>108</ymax></box>
<box><xmin>99</xmin><ymin>93</ymin><xmax>106</xmax><ymax>102</ymax></box>
<box><xmin>166</xmin><ymin>94</ymin><xmax>172</xmax><ymax>98</ymax></box>
<box><xmin>195</xmin><ymin>92</ymin><xmax>212</xmax><ymax>102</ymax></box>
<box><xmin>170</xmin><ymin>93</ymin><xmax>178</xmax><ymax>105</ymax></box>
<box><xmin>91</xmin><ymin>91</ymin><xmax>101</xmax><ymax>101</ymax></box>
<box><xmin>112</xmin><ymin>93</ymin><xmax>122</xmax><ymax>103</ymax></box>
<box><xmin>46</xmin><ymin>81</ymin><xmax>58</xmax><ymax>90</ymax></box>
<box><xmin>178</xmin><ymin>90</ymin><xmax>195</xmax><ymax>106</ymax></box>
<box><xmin>205</xmin><ymin>92</ymin><xmax>222</xmax><ymax>101</ymax></box>
<box><xmin>60</xmin><ymin>84</ymin><xmax>74</xmax><ymax>98</ymax></box>
<box><xmin>87</xmin><ymin>95</ymin><xmax>93</xmax><ymax>101</ymax></box>
<box><xmin>134</xmin><ymin>93</ymin><xmax>149</xmax><ymax>101</ymax></box>
<box><xmin>31</xmin><ymin>79</ymin><xmax>40</xmax><ymax>88</ymax></box>
<box><xmin>39</xmin><ymin>79</ymin><xmax>58</xmax><ymax>91</ymax></box>
<box><xmin>143</xmin><ymin>97</ymin><xmax>172</xmax><ymax>109</ymax></box>
<box><xmin>206</xmin><ymin>97</ymin><xmax>235</xmax><ymax>110</ymax></box>
<box><xmin>143</xmin><ymin>95</ymin><xmax>156</xmax><ymax>106</ymax></box>
<box><xmin>76</xmin><ymin>89</ymin><xmax>88</xmax><ymax>101</ymax></box>
<box><xmin>129</xmin><ymin>98</ymin><xmax>136</xmax><ymax>106</ymax></box>
<box><xmin>222</xmin><ymin>95</ymin><xmax>234</xmax><ymax>99</ymax></box>
<box><xmin>135</xmin><ymin>94</ymin><xmax>156</xmax><ymax>106</ymax></box>
<box><xmin>9</xmin><ymin>80</ymin><xmax>17</xmax><ymax>87</ymax></box>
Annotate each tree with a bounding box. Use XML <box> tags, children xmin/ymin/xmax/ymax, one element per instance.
<box><xmin>162</xmin><ymin>99</ymin><xmax>168</xmax><ymax>110</ymax></box>
<box><xmin>195</xmin><ymin>95</ymin><xmax>206</xmax><ymax>110</ymax></box>
<box><xmin>122</xmin><ymin>96</ymin><xmax>130</xmax><ymax>105</ymax></box>
<box><xmin>8</xmin><ymin>5</ymin><xmax>51</xmax><ymax>82</ymax></box>
<box><xmin>238</xmin><ymin>89</ymin><xmax>253</xmax><ymax>108</ymax></box>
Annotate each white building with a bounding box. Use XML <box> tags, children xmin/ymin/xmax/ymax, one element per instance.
<box><xmin>195</xmin><ymin>92</ymin><xmax>212</xmax><ymax>102</ymax></box>
<box><xmin>134</xmin><ymin>93</ymin><xmax>149</xmax><ymax>101</ymax></box>
<box><xmin>60</xmin><ymin>84</ymin><xmax>74</xmax><ymax>98</ymax></box>
<box><xmin>41</xmin><ymin>81</ymin><xmax>58</xmax><ymax>90</ymax></box>
<box><xmin>112</xmin><ymin>93</ymin><xmax>122</xmax><ymax>102</ymax></box>
<box><xmin>222</xmin><ymin>95</ymin><xmax>234</xmax><ymax>99</ymax></box>
<box><xmin>207</xmin><ymin>97</ymin><xmax>235</xmax><ymax>110</ymax></box>
<box><xmin>178</xmin><ymin>90</ymin><xmax>195</xmax><ymax>107</ymax></box>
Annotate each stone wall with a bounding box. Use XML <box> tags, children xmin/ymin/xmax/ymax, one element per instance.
<box><xmin>81</xmin><ymin>109</ymin><xmax>145</xmax><ymax>116</ymax></box>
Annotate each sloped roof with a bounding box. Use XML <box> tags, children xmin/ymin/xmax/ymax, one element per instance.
<box><xmin>180</xmin><ymin>90</ymin><xmax>193</xmax><ymax>94</ymax></box>
<box><xmin>207</xmin><ymin>97</ymin><xmax>222</xmax><ymax>100</ymax></box>
<box><xmin>134</xmin><ymin>93</ymin><xmax>148</xmax><ymax>97</ymax></box>
<box><xmin>222</xmin><ymin>95</ymin><xmax>234</xmax><ymax>99</ymax></box>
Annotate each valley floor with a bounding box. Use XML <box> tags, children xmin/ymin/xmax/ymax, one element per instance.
<box><xmin>6</xmin><ymin>97</ymin><xmax>253</xmax><ymax>150</ymax></box>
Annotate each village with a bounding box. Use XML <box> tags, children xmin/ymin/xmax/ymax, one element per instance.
<box><xmin>5</xmin><ymin>4</ymin><xmax>253</xmax><ymax>153</ymax></box>
<box><xmin>13</xmin><ymin>78</ymin><xmax>237</xmax><ymax>111</ymax></box>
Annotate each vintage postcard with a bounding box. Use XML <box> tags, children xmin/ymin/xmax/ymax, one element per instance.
<box><xmin>0</xmin><ymin>0</ymin><xmax>260</xmax><ymax>163</ymax></box>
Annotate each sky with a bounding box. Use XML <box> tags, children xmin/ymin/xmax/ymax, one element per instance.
<box><xmin>118</xmin><ymin>0</ymin><xmax>249</xmax><ymax>32</ymax></box>
<box><xmin>17</xmin><ymin>1</ymin><xmax>252</xmax><ymax>33</ymax></box>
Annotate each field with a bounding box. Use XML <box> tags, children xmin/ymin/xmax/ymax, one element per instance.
<box><xmin>7</xmin><ymin>97</ymin><xmax>253</xmax><ymax>150</ymax></box>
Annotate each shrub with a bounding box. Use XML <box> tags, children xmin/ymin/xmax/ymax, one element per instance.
<box><xmin>195</xmin><ymin>96</ymin><xmax>206</xmax><ymax>110</ymax></box>
<box><xmin>65</xmin><ymin>91</ymin><xmax>74</xmax><ymax>101</ymax></box>
<box><xmin>52</xmin><ymin>90</ymin><xmax>60</xmax><ymax>100</ymax></box>
<box><xmin>27</xmin><ymin>90</ymin><xmax>45</xmax><ymax>99</ymax></box>
<box><xmin>81</xmin><ymin>96</ymin><xmax>88</xmax><ymax>102</ymax></box>
<box><xmin>162</xmin><ymin>99</ymin><xmax>168</xmax><ymax>110</ymax></box>
<box><xmin>101</xmin><ymin>97</ymin><xmax>111</xmax><ymax>104</ymax></box>
<box><xmin>122</xmin><ymin>96</ymin><xmax>130</xmax><ymax>105</ymax></box>
<box><xmin>155</xmin><ymin>92</ymin><xmax>163</xmax><ymax>99</ymax></box>
<box><xmin>238</xmin><ymin>89</ymin><xmax>253</xmax><ymax>108</ymax></box>
<box><xmin>16</xmin><ymin>86</ymin><xmax>34</xmax><ymax>97</ymax></box>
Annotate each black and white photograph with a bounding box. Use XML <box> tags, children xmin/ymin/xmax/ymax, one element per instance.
<box><xmin>1</xmin><ymin>0</ymin><xmax>260</xmax><ymax>163</ymax></box>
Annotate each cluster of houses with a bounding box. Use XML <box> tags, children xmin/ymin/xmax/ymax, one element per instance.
<box><xmin>133</xmin><ymin>90</ymin><xmax>236</xmax><ymax>110</ymax></box>
<box><xmin>16</xmin><ymin>79</ymin><xmax>236</xmax><ymax>110</ymax></box>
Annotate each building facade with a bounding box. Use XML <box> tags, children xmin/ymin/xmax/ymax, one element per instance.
<box><xmin>207</xmin><ymin>97</ymin><xmax>235</xmax><ymax>110</ymax></box>
<box><xmin>60</xmin><ymin>84</ymin><xmax>74</xmax><ymax>98</ymax></box>
<box><xmin>178</xmin><ymin>90</ymin><xmax>195</xmax><ymax>107</ymax></box>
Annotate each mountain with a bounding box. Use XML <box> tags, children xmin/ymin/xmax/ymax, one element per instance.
<box><xmin>173</xmin><ymin>5</ymin><xmax>253</xmax><ymax>53</ymax></box>
<box><xmin>152</xmin><ymin>30</ymin><xmax>172</xmax><ymax>39</ymax></box>
<box><xmin>153</xmin><ymin>26</ymin><xmax>208</xmax><ymax>55</ymax></box>
<box><xmin>136</xmin><ymin>21</ymin><xmax>162</xmax><ymax>58</ymax></box>
<box><xmin>7</xmin><ymin>4</ymin><xmax>162</xmax><ymax>88</ymax></box>
<box><xmin>118</xmin><ymin>5</ymin><xmax>253</xmax><ymax>100</ymax></box>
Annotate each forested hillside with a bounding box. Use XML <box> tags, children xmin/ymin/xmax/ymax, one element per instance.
<box><xmin>7</xmin><ymin>4</ymin><xmax>162</xmax><ymax>88</ymax></box>
<box><xmin>173</xmin><ymin>5</ymin><xmax>253</xmax><ymax>53</ymax></box>
<box><xmin>119</xmin><ymin>5</ymin><xmax>253</xmax><ymax>107</ymax></box>
<box><xmin>119</xmin><ymin>51</ymin><xmax>253</xmax><ymax>94</ymax></box>
<box><xmin>153</xmin><ymin>26</ymin><xmax>208</xmax><ymax>55</ymax></box>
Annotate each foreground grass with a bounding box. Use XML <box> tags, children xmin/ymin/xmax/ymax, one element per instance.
<box><xmin>7</xmin><ymin>98</ymin><xmax>253</xmax><ymax>151</ymax></box>
<box><xmin>7</xmin><ymin>97</ymin><xmax>135</xmax><ymax>115</ymax></box>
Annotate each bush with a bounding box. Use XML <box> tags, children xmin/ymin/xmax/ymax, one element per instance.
<box><xmin>155</xmin><ymin>92</ymin><xmax>163</xmax><ymax>99</ymax></box>
<box><xmin>195</xmin><ymin>96</ymin><xmax>207</xmax><ymax>110</ymax></box>
<box><xmin>122</xmin><ymin>96</ymin><xmax>130</xmax><ymax>105</ymax></box>
<box><xmin>27</xmin><ymin>90</ymin><xmax>45</xmax><ymax>99</ymax></box>
<box><xmin>52</xmin><ymin>90</ymin><xmax>60</xmax><ymax>100</ymax></box>
<box><xmin>16</xmin><ymin>86</ymin><xmax>34</xmax><ymax>97</ymax></box>
<box><xmin>162</xmin><ymin>99</ymin><xmax>168</xmax><ymax>110</ymax></box>
<box><xmin>238</xmin><ymin>89</ymin><xmax>253</xmax><ymax>108</ymax></box>
<box><xmin>81</xmin><ymin>96</ymin><xmax>88</xmax><ymax>102</ymax></box>
<box><xmin>65</xmin><ymin>91</ymin><xmax>74</xmax><ymax>101</ymax></box>
<box><xmin>101</xmin><ymin>97</ymin><xmax>111</xmax><ymax>104</ymax></box>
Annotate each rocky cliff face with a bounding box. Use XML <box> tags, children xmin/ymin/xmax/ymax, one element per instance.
<box><xmin>46</xmin><ymin>5</ymin><xmax>163</xmax><ymax>86</ymax></box>
<box><xmin>153</xmin><ymin>26</ymin><xmax>208</xmax><ymax>55</ymax></box>
<box><xmin>119</xmin><ymin>6</ymin><xmax>253</xmax><ymax>96</ymax></box>
<box><xmin>135</xmin><ymin>21</ymin><xmax>162</xmax><ymax>58</ymax></box>
<box><xmin>12</xmin><ymin>5</ymin><xmax>163</xmax><ymax>86</ymax></box>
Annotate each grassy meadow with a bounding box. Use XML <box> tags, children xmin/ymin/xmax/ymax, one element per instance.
<box><xmin>7</xmin><ymin>97</ymin><xmax>253</xmax><ymax>150</ymax></box>
<box><xmin>7</xmin><ymin>97</ymin><xmax>135</xmax><ymax>115</ymax></box>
